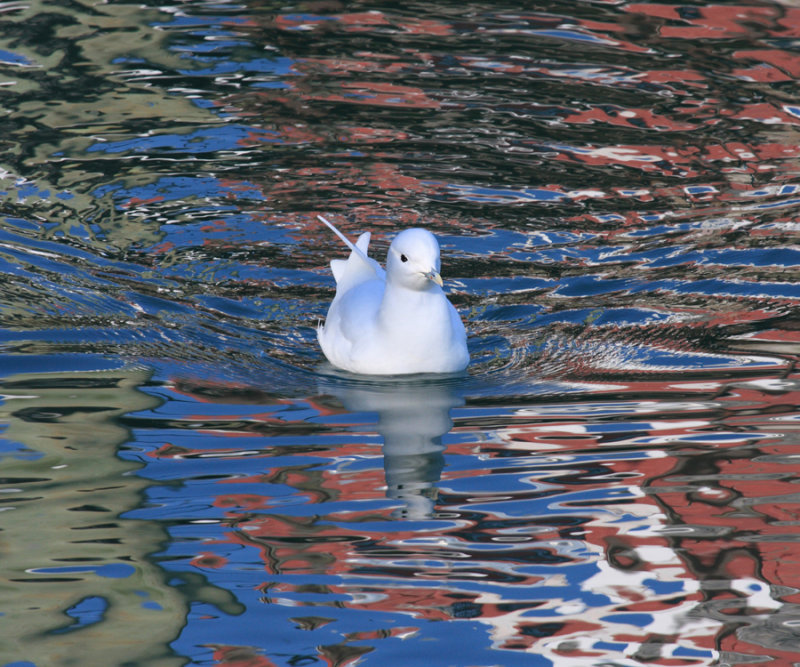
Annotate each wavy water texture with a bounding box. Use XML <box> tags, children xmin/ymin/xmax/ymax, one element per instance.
<box><xmin>1</xmin><ymin>1</ymin><xmax>798</xmax><ymax>386</ymax></box>
<box><xmin>1</xmin><ymin>1</ymin><xmax>800</xmax><ymax>666</ymax></box>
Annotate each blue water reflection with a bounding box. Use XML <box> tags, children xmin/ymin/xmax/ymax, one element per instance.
<box><xmin>4</xmin><ymin>0</ymin><xmax>800</xmax><ymax>664</ymax></box>
<box><xmin>121</xmin><ymin>365</ymin><xmax>762</xmax><ymax>665</ymax></box>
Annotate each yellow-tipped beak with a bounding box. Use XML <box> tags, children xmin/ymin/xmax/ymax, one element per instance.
<box><xmin>426</xmin><ymin>270</ymin><xmax>443</xmax><ymax>287</ymax></box>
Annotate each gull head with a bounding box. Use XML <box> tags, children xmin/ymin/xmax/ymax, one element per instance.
<box><xmin>386</xmin><ymin>228</ymin><xmax>444</xmax><ymax>290</ymax></box>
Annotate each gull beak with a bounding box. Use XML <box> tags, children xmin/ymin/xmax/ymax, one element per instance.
<box><xmin>425</xmin><ymin>270</ymin><xmax>444</xmax><ymax>287</ymax></box>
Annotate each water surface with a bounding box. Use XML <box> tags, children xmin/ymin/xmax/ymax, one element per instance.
<box><xmin>2</xmin><ymin>1</ymin><xmax>800</xmax><ymax>665</ymax></box>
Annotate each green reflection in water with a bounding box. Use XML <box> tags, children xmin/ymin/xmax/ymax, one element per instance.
<box><xmin>0</xmin><ymin>367</ymin><xmax>185</xmax><ymax>666</ymax></box>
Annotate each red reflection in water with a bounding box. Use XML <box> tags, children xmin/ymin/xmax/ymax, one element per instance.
<box><xmin>157</xmin><ymin>349</ymin><xmax>800</xmax><ymax>663</ymax></box>
<box><xmin>625</xmin><ymin>4</ymin><xmax>800</xmax><ymax>40</ymax></box>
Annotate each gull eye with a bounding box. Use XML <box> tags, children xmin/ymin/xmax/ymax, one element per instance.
<box><xmin>400</xmin><ymin>254</ymin><xmax>408</xmax><ymax>263</ymax></box>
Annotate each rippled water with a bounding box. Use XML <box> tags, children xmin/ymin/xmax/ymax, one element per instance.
<box><xmin>2</xmin><ymin>1</ymin><xmax>800</xmax><ymax>665</ymax></box>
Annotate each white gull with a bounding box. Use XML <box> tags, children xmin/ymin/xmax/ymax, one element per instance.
<box><xmin>317</xmin><ymin>215</ymin><xmax>469</xmax><ymax>375</ymax></box>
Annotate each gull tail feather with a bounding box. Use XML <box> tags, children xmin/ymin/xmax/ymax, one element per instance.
<box><xmin>318</xmin><ymin>215</ymin><xmax>375</xmax><ymax>267</ymax></box>
<box><xmin>319</xmin><ymin>215</ymin><xmax>384</xmax><ymax>288</ymax></box>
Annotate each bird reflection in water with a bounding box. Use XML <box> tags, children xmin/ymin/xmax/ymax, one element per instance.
<box><xmin>319</xmin><ymin>374</ymin><xmax>464</xmax><ymax>519</ymax></box>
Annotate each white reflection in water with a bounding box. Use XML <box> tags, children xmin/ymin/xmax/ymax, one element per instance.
<box><xmin>320</xmin><ymin>374</ymin><xmax>463</xmax><ymax>518</ymax></box>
